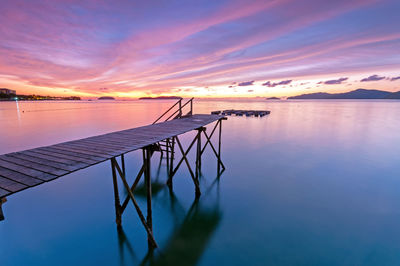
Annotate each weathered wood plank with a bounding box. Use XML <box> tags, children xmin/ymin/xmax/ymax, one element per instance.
<box><xmin>20</xmin><ymin>151</ymin><xmax>88</xmax><ymax>169</ymax></box>
<box><xmin>82</xmin><ymin>137</ymin><xmax>150</xmax><ymax>151</ymax></box>
<box><xmin>87</xmin><ymin>134</ymin><xmax>147</xmax><ymax>144</ymax></box>
<box><xmin>0</xmin><ymin>187</ymin><xmax>9</xmax><ymax>197</ymax></box>
<box><xmin>61</xmin><ymin>142</ymin><xmax>124</xmax><ymax>156</ymax></box>
<box><xmin>77</xmin><ymin>139</ymin><xmax>129</xmax><ymax>150</ymax></box>
<box><xmin>0</xmin><ymin>164</ymin><xmax>44</xmax><ymax>185</ymax></box>
<box><xmin>42</xmin><ymin>147</ymin><xmax>106</xmax><ymax>161</ymax></box>
<box><xmin>33</xmin><ymin>148</ymin><xmax>99</xmax><ymax>165</ymax></box>
<box><xmin>7</xmin><ymin>153</ymin><xmax>77</xmax><ymax>172</ymax></box>
<box><xmin>50</xmin><ymin>145</ymin><xmax>111</xmax><ymax>159</ymax></box>
<box><xmin>0</xmin><ymin>160</ymin><xmax>56</xmax><ymax>182</ymax></box>
<box><xmin>93</xmin><ymin>135</ymin><xmax>150</xmax><ymax>145</ymax></box>
<box><xmin>0</xmin><ymin>176</ymin><xmax>27</xmax><ymax>192</ymax></box>
<box><xmin>0</xmin><ymin>155</ymin><xmax>69</xmax><ymax>176</ymax></box>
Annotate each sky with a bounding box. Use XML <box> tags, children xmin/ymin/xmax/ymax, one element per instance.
<box><xmin>0</xmin><ymin>0</ymin><xmax>399</xmax><ymax>98</ymax></box>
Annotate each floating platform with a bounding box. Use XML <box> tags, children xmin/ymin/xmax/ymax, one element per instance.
<box><xmin>211</xmin><ymin>110</ymin><xmax>270</xmax><ymax>117</ymax></box>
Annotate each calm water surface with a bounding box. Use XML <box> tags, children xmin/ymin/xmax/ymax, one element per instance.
<box><xmin>1</xmin><ymin>99</ymin><xmax>400</xmax><ymax>265</ymax></box>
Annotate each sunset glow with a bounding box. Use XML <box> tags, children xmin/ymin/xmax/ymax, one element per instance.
<box><xmin>0</xmin><ymin>0</ymin><xmax>399</xmax><ymax>98</ymax></box>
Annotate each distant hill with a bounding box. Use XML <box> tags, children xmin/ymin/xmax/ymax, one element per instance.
<box><xmin>139</xmin><ymin>96</ymin><xmax>182</xmax><ymax>100</ymax></box>
<box><xmin>287</xmin><ymin>89</ymin><xmax>399</xmax><ymax>99</ymax></box>
<box><xmin>384</xmin><ymin>91</ymin><xmax>400</xmax><ymax>99</ymax></box>
<box><xmin>266</xmin><ymin>97</ymin><xmax>280</xmax><ymax>100</ymax></box>
<box><xmin>98</xmin><ymin>96</ymin><xmax>115</xmax><ymax>100</ymax></box>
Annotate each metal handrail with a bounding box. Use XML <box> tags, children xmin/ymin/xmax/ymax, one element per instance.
<box><xmin>164</xmin><ymin>97</ymin><xmax>193</xmax><ymax>121</ymax></box>
<box><xmin>152</xmin><ymin>99</ymin><xmax>182</xmax><ymax>124</ymax></box>
<box><xmin>152</xmin><ymin>98</ymin><xmax>194</xmax><ymax>124</ymax></box>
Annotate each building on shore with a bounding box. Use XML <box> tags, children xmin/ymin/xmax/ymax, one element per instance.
<box><xmin>0</xmin><ymin>88</ymin><xmax>16</xmax><ymax>95</ymax></box>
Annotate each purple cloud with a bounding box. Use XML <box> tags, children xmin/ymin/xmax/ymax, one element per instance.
<box><xmin>262</xmin><ymin>80</ymin><xmax>292</xmax><ymax>87</ymax></box>
<box><xmin>391</xmin><ymin>76</ymin><xmax>400</xmax><ymax>81</ymax></box>
<box><xmin>361</xmin><ymin>75</ymin><xmax>385</xmax><ymax>82</ymax></box>
<box><xmin>238</xmin><ymin>80</ymin><xmax>254</xmax><ymax>86</ymax></box>
<box><xmin>324</xmin><ymin>77</ymin><xmax>348</xmax><ymax>85</ymax></box>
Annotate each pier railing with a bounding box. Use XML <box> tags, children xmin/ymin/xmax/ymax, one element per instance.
<box><xmin>152</xmin><ymin>98</ymin><xmax>194</xmax><ymax>124</ymax></box>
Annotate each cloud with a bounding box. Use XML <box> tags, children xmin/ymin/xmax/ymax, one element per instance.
<box><xmin>0</xmin><ymin>0</ymin><xmax>393</xmax><ymax>97</ymax></box>
<box><xmin>390</xmin><ymin>76</ymin><xmax>400</xmax><ymax>81</ymax></box>
<box><xmin>324</xmin><ymin>77</ymin><xmax>348</xmax><ymax>84</ymax></box>
<box><xmin>247</xmin><ymin>89</ymin><xmax>254</xmax><ymax>92</ymax></box>
<box><xmin>238</xmin><ymin>80</ymin><xmax>254</xmax><ymax>86</ymax></box>
<box><xmin>262</xmin><ymin>80</ymin><xmax>292</xmax><ymax>87</ymax></box>
<box><xmin>361</xmin><ymin>75</ymin><xmax>385</xmax><ymax>82</ymax></box>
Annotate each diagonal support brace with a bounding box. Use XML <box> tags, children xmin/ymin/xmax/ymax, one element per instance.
<box><xmin>200</xmin><ymin>119</ymin><xmax>226</xmax><ymax>176</ymax></box>
<box><xmin>111</xmin><ymin>154</ymin><xmax>158</xmax><ymax>248</ymax></box>
<box><xmin>166</xmin><ymin>135</ymin><xmax>201</xmax><ymax>198</ymax></box>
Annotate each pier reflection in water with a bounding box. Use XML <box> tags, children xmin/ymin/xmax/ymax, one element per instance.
<box><xmin>117</xmin><ymin>171</ymin><xmax>222</xmax><ymax>266</ymax></box>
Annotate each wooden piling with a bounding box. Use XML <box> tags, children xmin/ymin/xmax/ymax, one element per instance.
<box><xmin>111</xmin><ymin>160</ymin><xmax>122</xmax><ymax>227</ymax></box>
<box><xmin>217</xmin><ymin>120</ymin><xmax>222</xmax><ymax>175</ymax></box>
<box><xmin>144</xmin><ymin>148</ymin><xmax>154</xmax><ymax>249</ymax></box>
<box><xmin>0</xmin><ymin>197</ymin><xmax>6</xmax><ymax>221</ymax></box>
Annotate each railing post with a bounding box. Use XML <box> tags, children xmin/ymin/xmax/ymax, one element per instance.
<box><xmin>178</xmin><ymin>99</ymin><xmax>182</xmax><ymax>118</ymax></box>
<box><xmin>190</xmin><ymin>99</ymin><xmax>193</xmax><ymax>115</ymax></box>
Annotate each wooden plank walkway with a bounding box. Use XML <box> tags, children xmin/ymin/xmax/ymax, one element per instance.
<box><xmin>0</xmin><ymin>114</ymin><xmax>224</xmax><ymax>198</ymax></box>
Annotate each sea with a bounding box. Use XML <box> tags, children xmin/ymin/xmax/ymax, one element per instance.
<box><xmin>1</xmin><ymin>99</ymin><xmax>400</xmax><ymax>265</ymax></box>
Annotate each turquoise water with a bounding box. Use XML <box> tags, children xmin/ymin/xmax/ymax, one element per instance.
<box><xmin>1</xmin><ymin>99</ymin><xmax>400</xmax><ymax>265</ymax></box>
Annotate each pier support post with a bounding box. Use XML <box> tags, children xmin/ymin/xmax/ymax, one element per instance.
<box><xmin>167</xmin><ymin>137</ymin><xmax>175</xmax><ymax>189</ymax></box>
<box><xmin>110</xmin><ymin>151</ymin><xmax>158</xmax><ymax>248</ymax></box>
<box><xmin>121</xmin><ymin>154</ymin><xmax>126</xmax><ymax>177</ymax></box>
<box><xmin>217</xmin><ymin>119</ymin><xmax>222</xmax><ymax>176</ymax></box>
<box><xmin>196</xmin><ymin>127</ymin><xmax>205</xmax><ymax>180</ymax></box>
<box><xmin>166</xmin><ymin>135</ymin><xmax>201</xmax><ymax>198</ymax></box>
<box><xmin>111</xmin><ymin>160</ymin><xmax>122</xmax><ymax>227</ymax></box>
<box><xmin>0</xmin><ymin>197</ymin><xmax>6</xmax><ymax>221</ymax></box>
<box><xmin>143</xmin><ymin>147</ymin><xmax>155</xmax><ymax>249</ymax></box>
<box><xmin>166</xmin><ymin>138</ymin><xmax>170</xmax><ymax>176</ymax></box>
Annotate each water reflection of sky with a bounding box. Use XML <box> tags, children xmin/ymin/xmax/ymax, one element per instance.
<box><xmin>1</xmin><ymin>100</ymin><xmax>400</xmax><ymax>265</ymax></box>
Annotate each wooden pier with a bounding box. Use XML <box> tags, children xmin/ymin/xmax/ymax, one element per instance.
<box><xmin>0</xmin><ymin>98</ymin><xmax>226</xmax><ymax>248</ymax></box>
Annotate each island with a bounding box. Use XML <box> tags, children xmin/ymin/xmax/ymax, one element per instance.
<box><xmin>98</xmin><ymin>96</ymin><xmax>115</xmax><ymax>100</ymax></box>
<box><xmin>287</xmin><ymin>89</ymin><xmax>400</xmax><ymax>99</ymax></box>
<box><xmin>139</xmin><ymin>96</ymin><xmax>182</xmax><ymax>100</ymax></box>
<box><xmin>266</xmin><ymin>97</ymin><xmax>280</xmax><ymax>100</ymax></box>
<box><xmin>0</xmin><ymin>92</ymin><xmax>81</xmax><ymax>101</ymax></box>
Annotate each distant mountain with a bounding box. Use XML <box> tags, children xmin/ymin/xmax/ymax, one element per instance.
<box><xmin>139</xmin><ymin>96</ymin><xmax>182</xmax><ymax>100</ymax></box>
<box><xmin>266</xmin><ymin>97</ymin><xmax>280</xmax><ymax>100</ymax></box>
<box><xmin>98</xmin><ymin>96</ymin><xmax>115</xmax><ymax>100</ymax></box>
<box><xmin>384</xmin><ymin>91</ymin><xmax>400</xmax><ymax>99</ymax></box>
<box><xmin>287</xmin><ymin>89</ymin><xmax>399</xmax><ymax>99</ymax></box>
